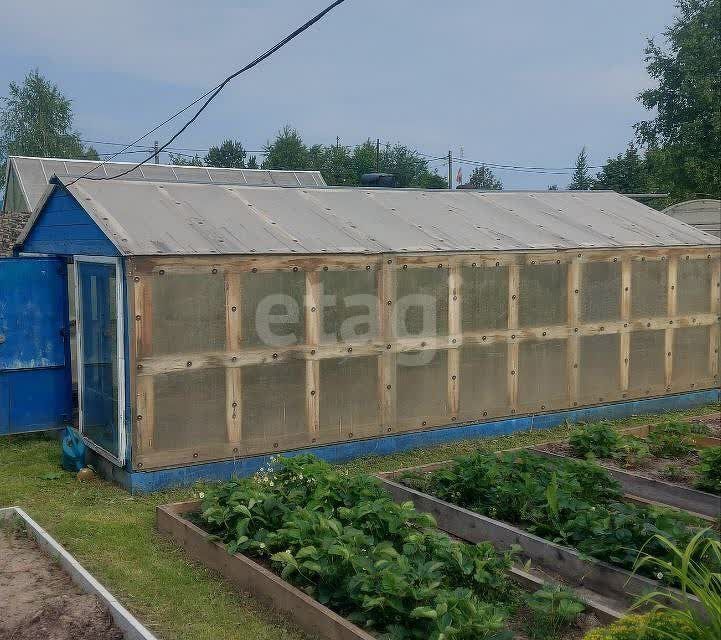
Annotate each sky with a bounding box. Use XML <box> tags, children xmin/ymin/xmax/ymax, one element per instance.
<box><xmin>0</xmin><ymin>0</ymin><xmax>680</xmax><ymax>189</ymax></box>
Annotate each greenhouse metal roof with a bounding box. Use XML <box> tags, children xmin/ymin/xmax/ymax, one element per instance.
<box><xmin>20</xmin><ymin>177</ymin><xmax>718</xmax><ymax>256</ymax></box>
<box><xmin>2</xmin><ymin>155</ymin><xmax>327</xmax><ymax>214</ymax></box>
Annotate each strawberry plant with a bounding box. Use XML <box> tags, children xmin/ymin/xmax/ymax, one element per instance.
<box><xmin>646</xmin><ymin>421</ymin><xmax>695</xmax><ymax>458</ymax></box>
<box><xmin>694</xmin><ymin>447</ymin><xmax>721</xmax><ymax>494</ymax></box>
<box><xmin>405</xmin><ymin>450</ymin><xmax>717</xmax><ymax>578</ymax></box>
<box><xmin>569</xmin><ymin>422</ymin><xmax>620</xmax><ymax>458</ymax></box>
<box><xmin>199</xmin><ymin>454</ymin><xmax>517</xmax><ymax>640</ymax></box>
<box><xmin>525</xmin><ymin>584</ymin><xmax>585</xmax><ymax>639</ymax></box>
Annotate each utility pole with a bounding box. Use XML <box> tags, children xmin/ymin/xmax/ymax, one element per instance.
<box><xmin>448</xmin><ymin>150</ymin><xmax>452</xmax><ymax>190</ymax></box>
<box><xmin>154</xmin><ymin>140</ymin><xmax>159</xmax><ymax>165</ymax></box>
<box><xmin>336</xmin><ymin>135</ymin><xmax>340</xmax><ymax>151</ymax></box>
<box><xmin>376</xmin><ymin>138</ymin><xmax>380</xmax><ymax>172</ymax></box>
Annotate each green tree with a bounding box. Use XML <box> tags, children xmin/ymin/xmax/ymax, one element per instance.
<box><xmin>568</xmin><ymin>147</ymin><xmax>592</xmax><ymax>190</ymax></box>
<box><xmin>418</xmin><ymin>171</ymin><xmax>448</xmax><ymax>189</ymax></box>
<box><xmin>204</xmin><ymin>139</ymin><xmax>246</xmax><ymax>168</ymax></box>
<box><xmin>467</xmin><ymin>165</ymin><xmax>503</xmax><ymax>190</ymax></box>
<box><xmin>0</xmin><ymin>69</ymin><xmax>98</xmax><ymax>187</ymax></box>
<box><xmin>593</xmin><ymin>144</ymin><xmax>649</xmax><ymax>193</ymax></box>
<box><xmin>635</xmin><ymin>0</ymin><xmax>721</xmax><ymax>200</ymax></box>
<box><xmin>262</xmin><ymin>125</ymin><xmax>309</xmax><ymax>170</ymax></box>
<box><xmin>247</xmin><ymin>155</ymin><xmax>259</xmax><ymax>169</ymax></box>
<box><xmin>378</xmin><ymin>143</ymin><xmax>429</xmax><ymax>187</ymax></box>
<box><xmin>548</xmin><ymin>184</ymin><xmax>559</xmax><ymax>190</ymax></box>
<box><xmin>350</xmin><ymin>139</ymin><xmax>379</xmax><ymax>181</ymax></box>
<box><xmin>168</xmin><ymin>153</ymin><xmax>203</xmax><ymax>166</ymax></box>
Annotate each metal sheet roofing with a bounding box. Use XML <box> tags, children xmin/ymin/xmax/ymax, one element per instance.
<box><xmin>21</xmin><ymin>177</ymin><xmax>718</xmax><ymax>256</ymax></box>
<box><xmin>2</xmin><ymin>156</ymin><xmax>326</xmax><ymax>214</ymax></box>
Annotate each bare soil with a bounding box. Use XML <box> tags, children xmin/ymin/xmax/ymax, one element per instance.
<box><xmin>536</xmin><ymin>441</ymin><xmax>704</xmax><ymax>489</ymax></box>
<box><xmin>0</xmin><ymin>523</ymin><xmax>124</xmax><ymax>640</ymax></box>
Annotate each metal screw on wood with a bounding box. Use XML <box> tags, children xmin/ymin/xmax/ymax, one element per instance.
<box><xmin>186</xmin><ymin>361</ymin><xmax>192</xmax><ymax>367</ymax></box>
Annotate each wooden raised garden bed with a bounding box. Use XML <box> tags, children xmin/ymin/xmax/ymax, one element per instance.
<box><xmin>536</xmin><ymin>412</ymin><xmax>721</xmax><ymax>519</ymax></box>
<box><xmin>376</xmin><ymin>460</ymin><xmax>707</xmax><ymax>617</ymax></box>
<box><xmin>157</xmin><ymin>499</ymin><xmax>620</xmax><ymax>640</ymax></box>
<box><xmin>157</xmin><ymin>501</ymin><xmax>376</xmax><ymax>640</ymax></box>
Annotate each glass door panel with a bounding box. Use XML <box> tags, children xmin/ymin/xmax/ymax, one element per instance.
<box><xmin>76</xmin><ymin>259</ymin><xmax>124</xmax><ymax>463</ymax></box>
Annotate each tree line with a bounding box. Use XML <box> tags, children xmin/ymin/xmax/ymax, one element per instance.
<box><xmin>1</xmin><ymin>1</ymin><xmax>717</xmax><ymax>206</ymax></box>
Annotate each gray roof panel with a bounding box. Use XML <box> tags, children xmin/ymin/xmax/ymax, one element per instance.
<box><xmin>31</xmin><ymin>177</ymin><xmax>718</xmax><ymax>257</ymax></box>
<box><xmin>3</xmin><ymin>156</ymin><xmax>327</xmax><ymax>213</ymax></box>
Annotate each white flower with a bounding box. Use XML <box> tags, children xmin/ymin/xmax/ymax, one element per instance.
<box><xmin>656</xmin><ymin>572</ymin><xmax>664</xmax><ymax>580</ymax></box>
<box><xmin>269</xmin><ymin>481</ymin><xmax>274</xmax><ymax>487</ymax></box>
<box><xmin>198</xmin><ymin>492</ymin><xmax>205</xmax><ymax>499</ymax></box>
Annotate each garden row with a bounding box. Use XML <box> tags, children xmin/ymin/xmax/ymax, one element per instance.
<box><xmin>157</xmin><ymin>413</ymin><xmax>721</xmax><ymax>640</ymax></box>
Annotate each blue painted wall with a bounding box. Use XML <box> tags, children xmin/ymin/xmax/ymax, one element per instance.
<box><xmin>0</xmin><ymin>257</ymin><xmax>72</xmax><ymax>434</ymax></box>
<box><xmin>21</xmin><ymin>187</ymin><xmax>119</xmax><ymax>257</ymax></box>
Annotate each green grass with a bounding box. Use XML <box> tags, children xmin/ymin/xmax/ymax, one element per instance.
<box><xmin>0</xmin><ymin>401</ymin><xmax>717</xmax><ymax>639</ymax></box>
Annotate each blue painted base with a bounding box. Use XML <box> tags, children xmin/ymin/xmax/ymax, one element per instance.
<box><xmin>99</xmin><ymin>389</ymin><xmax>720</xmax><ymax>493</ymax></box>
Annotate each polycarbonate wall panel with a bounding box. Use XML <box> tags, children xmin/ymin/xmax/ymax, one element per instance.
<box><xmin>673</xmin><ymin>326</ymin><xmax>711</xmax><ymax>386</ymax></box>
<box><xmin>580</xmin><ymin>262</ymin><xmax>621</xmax><ymax>323</ymax></box>
<box><xmin>519</xmin><ymin>264</ymin><xmax>567</xmax><ymax>327</ymax></box>
<box><xmin>151</xmin><ymin>273</ymin><xmax>225</xmax><ymax>355</ymax></box>
<box><xmin>320</xmin><ymin>270</ymin><xmax>378</xmax><ymax>344</ymax></box>
<box><xmin>396</xmin><ymin>267</ymin><xmax>448</xmax><ymax>337</ymax></box>
<box><xmin>461</xmin><ymin>266</ymin><xmax>508</xmax><ymax>331</ymax></box>
<box><xmin>579</xmin><ymin>334</ymin><xmax>621</xmax><ymax>405</ymax></box>
<box><xmin>242</xmin><ymin>360</ymin><xmax>306</xmax><ymax>450</ymax></box>
<box><xmin>629</xmin><ymin>330</ymin><xmax>665</xmax><ymax>392</ymax></box>
<box><xmin>397</xmin><ymin>350</ymin><xmax>448</xmax><ymax>426</ymax></box>
<box><xmin>319</xmin><ymin>356</ymin><xmax>379</xmax><ymax>440</ymax></box>
<box><xmin>632</xmin><ymin>260</ymin><xmax>667</xmax><ymax>318</ymax></box>
<box><xmin>241</xmin><ymin>271</ymin><xmax>306</xmax><ymax>348</ymax></box>
<box><xmin>518</xmin><ymin>339</ymin><xmax>568</xmax><ymax>411</ymax></box>
<box><xmin>131</xmin><ymin>249</ymin><xmax>717</xmax><ymax>471</ymax></box>
<box><xmin>677</xmin><ymin>259</ymin><xmax>711</xmax><ymax>314</ymax></box>
<box><xmin>459</xmin><ymin>344</ymin><xmax>509</xmax><ymax>419</ymax></box>
<box><xmin>153</xmin><ymin>369</ymin><xmax>227</xmax><ymax>452</ymax></box>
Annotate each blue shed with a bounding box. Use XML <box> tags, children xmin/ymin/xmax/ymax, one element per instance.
<box><xmin>4</xmin><ymin>161</ymin><xmax>720</xmax><ymax>492</ymax></box>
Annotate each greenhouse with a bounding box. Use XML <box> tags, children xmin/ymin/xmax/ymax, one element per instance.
<box><xmin>14</xmin><ymin>175</ymin><xmax>721</xmax><ymax>489</ymax></box>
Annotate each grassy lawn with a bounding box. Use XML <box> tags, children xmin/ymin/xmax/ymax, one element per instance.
<box><xmin>0</xmin><ymin>401</ymin><xmax>718</xmax><ymax>640</ymax></box>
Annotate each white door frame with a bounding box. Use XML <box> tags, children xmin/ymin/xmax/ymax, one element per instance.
<box><xmin>74</xmin><ymin>255</ymin><xmax>126</xmax><ymax>466</ymax></box>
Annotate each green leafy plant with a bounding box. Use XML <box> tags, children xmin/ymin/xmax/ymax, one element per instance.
<box><xmin>582</xmin><ymin>611</ymin><xmax>700</xmax><ymax>640</ymax></box>
<box><xmin>631</xmin><ymin>529</ymin><xmax>721</xmax><ymax>640</ymax></box>
<box><xmin>569</xmin><ymin>422</ymin><xmax>621</xmax><ymax>458</ymax></box>
<box><xmin>612</xmin><ymin>437</ymin><xmax>652</xmax><ymax>469</ymax></box>
<box><xmin>199</xmin><ymin>454</ymin><xmax>517</xmax><ymax>640</ymax></box>
<box><xmin>660</xmin><ymin>463</ymin><xmax>691</xmax><ymax>483</ymax></box>
<box><xmin>694</xmin><ymin>447</ymin><xmax>721</xmax><ymax>495</ymax></box>
<box><xmin>407</xmin><ymin>450</ymin><xmax>713</xmax><ymax>577</ymax></box>
<box><xmin>526</xmin><ymin>584</ymin><xmax>585</xmax><ymax>639</ymax></box>
<box><xmin>647</xmin><ymin>421</ymin><xmax>695</xmax><ymax>459</ymax></box>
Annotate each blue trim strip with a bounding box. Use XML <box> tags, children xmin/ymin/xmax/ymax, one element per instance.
<box><xmin>110</xmin><ymin>389</ymin><xmax>720</xmax><ymax>493</ymax></box>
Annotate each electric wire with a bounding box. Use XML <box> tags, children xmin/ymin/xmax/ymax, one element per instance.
<box><xmin>67</xmin><ymin>0</ymin><xmax>348</xmax><ymax>185</ymax></box>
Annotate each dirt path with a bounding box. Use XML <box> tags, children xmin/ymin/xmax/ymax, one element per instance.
<box><xmin>0</xmin><ymin>524</ymin><xmax>124</xmax><ymax>640</ymax></box>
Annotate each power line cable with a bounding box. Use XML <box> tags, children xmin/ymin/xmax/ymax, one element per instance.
<box><xmin>68</xmin><ymin>0</ymin><xmax>348</xmax><ymax>185</ymax></box>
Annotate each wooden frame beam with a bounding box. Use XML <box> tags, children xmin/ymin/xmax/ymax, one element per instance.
<box><xmin>665</xmin><ymin>256</ymin><xmax>678</xmax><ymax>389</ymax></box>
<box><xmin>225</xmin><ymin>272</ymin><xmax>242</xmax><ymax>445</ymax></box>
<box><xmin>305</xmin><ymin>271</ymin><xmax>321</xmax><ymax>437</ymax></box>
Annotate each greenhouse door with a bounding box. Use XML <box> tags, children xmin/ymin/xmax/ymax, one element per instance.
<box><xmin>75</xmin><ymin>257</ymin><xmax>126</xmax><ymax>465</ymax></box>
